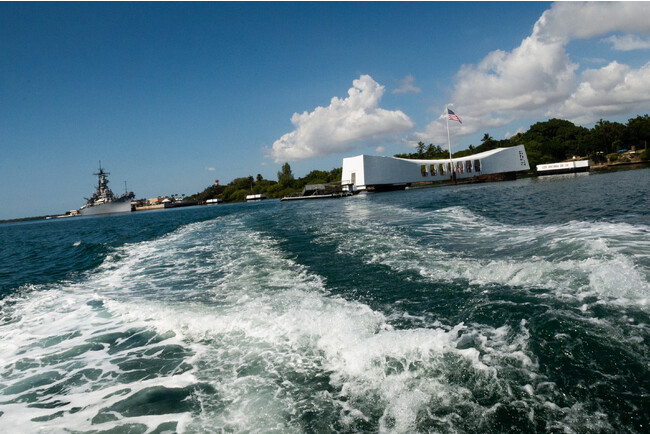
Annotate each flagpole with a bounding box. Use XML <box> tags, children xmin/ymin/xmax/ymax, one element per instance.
<box><xmin>446</xmin><ymin>104</ymin><xmax>456</xmax><ymax>185</ymax></box>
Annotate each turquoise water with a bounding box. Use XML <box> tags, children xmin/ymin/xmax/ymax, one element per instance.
<box><xmin>1</xmin><ymin>168</ymin><xmax>649</xmax><ymax>433</ymax></box>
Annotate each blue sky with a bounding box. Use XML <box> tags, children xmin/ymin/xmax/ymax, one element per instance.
<box><xmin>1</xmin><ymin>2</ymin><xmax>649</xmax><ymax>220</ymax></box>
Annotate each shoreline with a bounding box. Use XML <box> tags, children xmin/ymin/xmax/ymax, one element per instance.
<box><xmin>2</xmin><ymin>162</ymin><xmax>648</xmax><ymax>225</ymax></box>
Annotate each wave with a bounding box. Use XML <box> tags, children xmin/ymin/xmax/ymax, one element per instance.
<box><xmin>2</xmin><ymin>203</ymin><xmax>647</xmax><ymax>432</ymax></box>
<box><xmin>0</xmin><ymin>213</ymin><xmax>605</xmax><ymax>433</ymax></box>
<box><xmin>314</xmin><ymin>201</ymin><xmax>650</xmax><ymax>307</ymax></box>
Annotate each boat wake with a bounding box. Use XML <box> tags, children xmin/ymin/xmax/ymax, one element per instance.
<box><xmin>315</xmin><ymin>201</ymin><xmax>650</xmax><ymax>307</ymax></box>
<box><xmin>1</xmin><ymin>190</ymin><xmax>648</xmax><ymax>432</ymax></box>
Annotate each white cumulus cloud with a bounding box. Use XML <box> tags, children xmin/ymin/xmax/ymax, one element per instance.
<box><xmin>532</xmin><ymin>1</ymin><xmax>650</xmax><ymax>42</ymax></box>
<box><xmin>453</xmin><ymin>36</ymin><xmax>577</xmax><ymax>113</ymax></box>
<box><xmin>552</xmin><ymin>61</ymin><xmax>650</xmax><ymax>123</ymax></box>
<box><xmin>603</xmin><ymin>34</ymin><xmax>650</xmax><ymax>51</ymax></box>
<box><xmin>414</xmin><ymin>1</ymin><xmax>650</xmax><ymax>145</ymax></box>
<box><xmin>412</xmin><ymin>109</ymin><xmax>511</xmax><ymax>151</ymax></box>
<box><xmin>270</xmin><ymin>75</ymin><xmax>414</xmax><ymax>162</ymax></box>
<box><xmin>393</xmin><ymin>74</ymin><xmax>421</xmax><ymax>94</ymax></box>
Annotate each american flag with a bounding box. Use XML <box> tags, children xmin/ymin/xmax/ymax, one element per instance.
<box><xmin>448</xmin><ymin>108</ymin><xmax>462</xmax><ymax>124</ymax></box>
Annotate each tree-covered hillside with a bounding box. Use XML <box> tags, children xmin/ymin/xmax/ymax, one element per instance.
<box><xmin>186</xmin><ymin>166</ymin><xmax>342</xmax><ymax>203</ymax></box>
<box><xmin>189</xmin><ymin>115</ymin><xmax>648</xmax><ymax>204</ymax></box>
<box><xmin>396</xmin><ymin>115</ymin><xmax>650</xmax><ymax>168</ymax></box>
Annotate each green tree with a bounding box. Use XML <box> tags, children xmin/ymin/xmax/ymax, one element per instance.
<box><xmin>624</xmin><ymin>114</ymin><xmax>650</xmax><ymax>150</ymax></box>
<box><xmin>519</xmin><ymin>118</ymin><xmax>588</xmax><ymax>162</ymax></box>
<box><xmin>473</xmin><ymin>133</ymin><xmax>499</xmax><ymax>153</ymax></box>
<box><xmin>589</xmin><ymin>119</ymin><xmax>625</xmax><ymax>154</ymax></box>
<box><xmin>416</xmin><ymin>141</ymin><xmax>425</xmax><ymax>157</ymax></box>
<box><xmin>482</xmin><ymin>133</ymin><xmax>492</xmax><ymax>142</ymax></box>
<box><xmin>277</xmin><ymin>162</ymin><xmax>294</xmax><ymax>186</ymax></box>
<box><xmin>327</xmin><ymin>167</ymin><xmax>342</xmax><ymax>182</ymax></box>
<box><xmin>523</xmin><ymin>140</ymin><xmax>547</xmax><ymax>167</ymax></box>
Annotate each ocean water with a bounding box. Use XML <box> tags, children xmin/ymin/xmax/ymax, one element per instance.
<box><xmin>1</xmin><ymin>168</ymin><xmax>648</xmax><ymax>433</ymax></box>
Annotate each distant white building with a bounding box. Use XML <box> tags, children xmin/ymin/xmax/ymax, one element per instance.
<box><xmin>341</xmin><ymin>145</ymin><xmax>530</xmax><ymax>191</ymax></box>
<box><xmin>536</xmin><ymin>160</ymin><xmax>589</xmax><ymax>175</ymax></box>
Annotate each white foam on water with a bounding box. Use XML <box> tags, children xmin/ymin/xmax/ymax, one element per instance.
<box><xmin>0</xmin><ymin>209</ymin><xmax>637</xmax><ymax>432</ymax></box>
<box><xmin>0</xmin><ymin>284</ymin><xmax>197</xmax><ymax>433</ymax></box>
<box><xmin>315</xmin><ymin>202</ymin><xmax>650</xmax><ymax>306</ymax></box>
<box><xmin>0</xmin><ymin>215</ymin><xmax>533</xmax><ymax>431</ymax></box>
<box><xmin>0</xmin><ymin>217</ymin><xmax>272</xmax><ymax>432</ymax></box>
<box><xmin>101</xmin><ymin>283</ymin><xmax>552</xmax><ymax>432</ymax></box>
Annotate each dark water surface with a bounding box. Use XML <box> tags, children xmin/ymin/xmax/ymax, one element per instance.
<box><xmin>1</xmin><ymin>168</ymin><xmax>648</xmax><ymax>433</ymax></box>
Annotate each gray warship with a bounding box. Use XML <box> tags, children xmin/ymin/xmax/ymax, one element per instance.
<box><xmin>79</xmin><ymin>164</ymin><xmax>135</xmax><ymax>216</ymax></box>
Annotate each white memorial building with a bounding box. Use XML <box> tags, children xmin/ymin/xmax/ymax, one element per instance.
<box><xmin>341</xmin><ymin>145</ymin><xmax>530</xmax><ymax>191</ymax></box>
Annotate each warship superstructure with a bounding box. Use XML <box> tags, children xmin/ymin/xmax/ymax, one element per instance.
<box><xmin>79</xmin><ymin>163</ymin><xmax>135</xmax><ymax>216</ymax></box>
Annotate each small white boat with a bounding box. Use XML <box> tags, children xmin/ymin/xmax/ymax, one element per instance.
<box><xmin>245</xmin><ymin>194</ymin><xmax>266</xmax><ymax>201</ymax></box>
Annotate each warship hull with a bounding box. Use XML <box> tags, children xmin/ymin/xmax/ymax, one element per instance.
<box><xmin>79</xmin><ymin>197</ymin><xmax>132</xmax><ymax>216</ymax></box>
<box><xmin>79</xmin><ymin>163</ymin><xmax>135</xmax><ymax>216</ymax></box>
